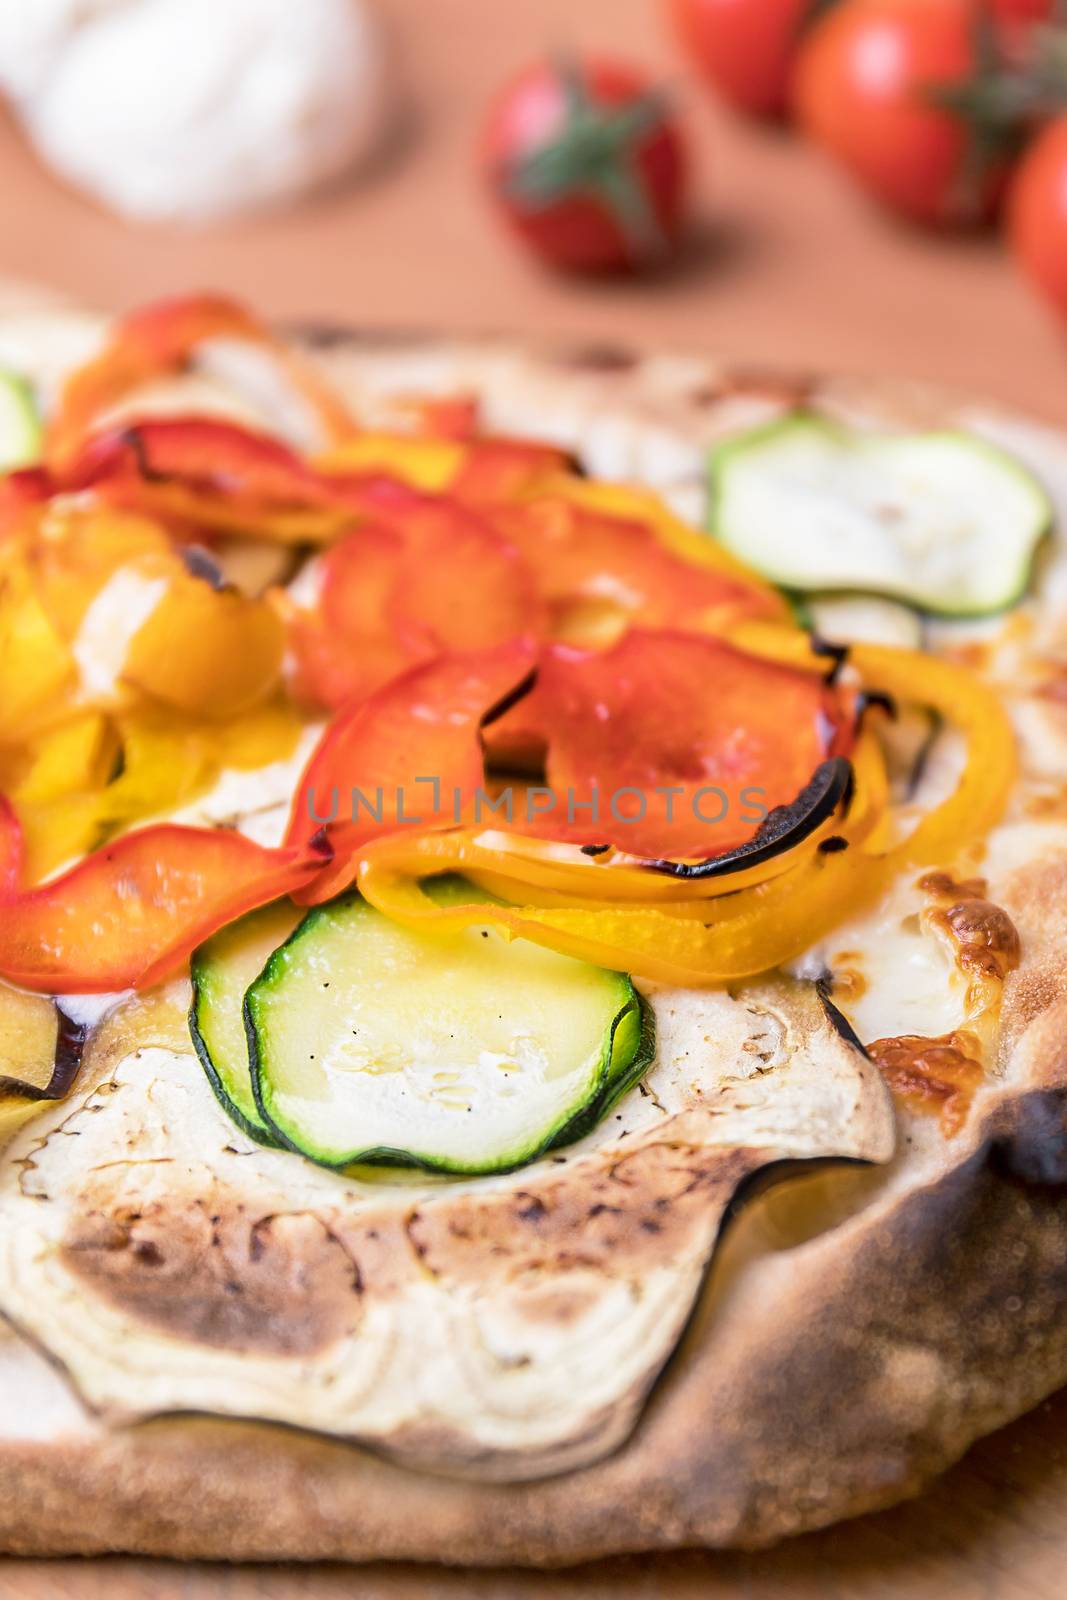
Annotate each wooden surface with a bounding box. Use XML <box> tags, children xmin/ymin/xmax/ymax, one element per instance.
<box><xmin>0</xmin><ymin>0</ymin><xmax>1063</xmax><ymax>425</ymax></box>
<box><xmin>0</xmin><ymin>0</ymin><xmax>1065</xmax><ymax>1594</ymax></box>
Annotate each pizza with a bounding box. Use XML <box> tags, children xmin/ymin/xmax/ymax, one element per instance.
<box><xmin>0</xmin><ymin>294</ymin><xmax>1065</xmax><ymax>1564</ymax></box>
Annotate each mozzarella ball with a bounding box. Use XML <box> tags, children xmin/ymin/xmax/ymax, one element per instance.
<box><xmin>0</xmin><ymin>0</ymin><xmax>395</xmax><ymax>223</ymax></box>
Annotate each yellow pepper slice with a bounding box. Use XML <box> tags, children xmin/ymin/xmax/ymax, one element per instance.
<box><xmin>356</xmin><ymin>641</ymin><xmax>1014</xmax><ymax>987</ymax></box>
<box><xmin>123</xmin><ymin>574</ymin><xmax>284</xmax><ymax>720</ymax></box>
<box><xmin>318</xmin><ymin>434</ymin><xmax>466</xmax><ymax>492</ymax></box>
<box><xmin>351</xmin><ymin>763</ymin><xmax>852</xmax><ymax>906</ymax></box>
<box><xmin>12</xmin><ymin>713</ymin><xmax>118</xmax><ymax>807</ymax></box>
<box><xmin>0</xmin><ymin>560</ymin><xmax>77</xmax><ymax>743</ymax></box>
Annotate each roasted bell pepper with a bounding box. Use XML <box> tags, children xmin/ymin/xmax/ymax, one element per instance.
<box><xmin>491</xmin><ymin>494</ymin><xmax>784</xmax><ymax>644</ymax></box>
<box><xmin>0</xmin><ymin>559</ymin><xmax>77</xmax><ymax>743</ymax></box>
<box><xmin>29</xmin><ymin>504</ymin><xmax>175</xmax><ymax>641</ymax></box>
<box><xmin>11</xmin><ymin>713</ymin><xmax>118</xmax><ymax>807</ymax></box>
<box><xmin>290</xmin><ymin>501</ymin><xmax>539</xmax><ymax>712</ymax></box>
<box><xmin>123</xmin><ymin>570</ymin><xmax>284</xmax><ymax>719</ymax></box>
<box><xmin>48</xmin><ymin>294</ymin><xmax>355</xmax><ymax>475</ymax></box>
<box><xmin>380</xmin><ymin>497</ymin><xmax>539</xmax><ymax>655</ymax></box>
<box><xmin>62</xmin><ymin>418</ymin><xmax>364</xmax><ymax>544</ymax></box>
<box><xmin>448</xmin><ymin>439</ymin><xmax>571</xmax><ymax>505</ymax></box>
<box><xmin>485</xmin><ymin>629</ymin><xmax>849</xmax><ymax>859</ymax></box>
<box><xmin>27</xmin><ymin>499</ymin><xmax>284</xmax><ymax>718</ymax></box>
<box><xmin>318</xmin><ymin>432</ymin><xmax>568</xmax><ymax>505</ymax></box>
<box><xmin>0</xmin><ymin>797</ymin><xmax>327</xmax><ymax>992</ymax></box>
<box><xmin>12</xmin><ymin>702</ymin><xmax>302</xmax><ymax>887</ymax></box>
<box><xmin>286</xmin><ymin>639</ymin><xmax>537</xmax><ymax>903</ymax></box>
<box><xmin>0</xmin><ymin>468</ymin><xmax>52</xmax><ymax>535</ymax></box>
<box><xmin>355</xmin><ymin>634</ymin><xmax>1012</xmax><ymax>987</ymax></box>
<box><xmin>531</xmin><ymin>474</ymin><xmax>790</xmax><ymax>616</ymax></box>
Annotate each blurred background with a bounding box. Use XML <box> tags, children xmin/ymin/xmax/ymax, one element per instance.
<box><xmin>0</xmin><ymin>0</ymin><xmax>1063</xmax><ymax>420</ymax></box>
<box><xmin>0</xmin><ymin>0</ymin><xmax>1063</xmax><ymax>423</ymax></box>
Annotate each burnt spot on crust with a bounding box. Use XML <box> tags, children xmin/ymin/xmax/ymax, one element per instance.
<box><xmin>918</xmin><ymin>870</ymin><xmax>989</xmax><ymax>901</ymax></box>
<box><xmin>936</xmin><ymin>898</ymin><xmax>1022</xmax><ymax>981</ymax></box>
<box><xmin>989</xmin><ymin>1088</ymin><xmax>1067</xmax><ymax>1188</ymax></box>
<box><xmin>866</xmin><ymin>1032</ymin><xmax>984</xmax><ymax>1137</ymax></box>
<box><xmin>407</xmin><ymin>1142</ymin><xmax>760</xmax><ymax>1293</ymax></box>
<box><xmin>61</xmin><ymin>1183</ymin><xmax>364</xmax><ymax>1356</ymax></box>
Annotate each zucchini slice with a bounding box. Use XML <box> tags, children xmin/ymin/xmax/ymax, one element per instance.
<box><xmin>808</xmin><ymin>593</ymin><xmax>924</xmax><ymax>651</ymax></box>
<box><xmin>709</xmin><ymin>414</ymin><xmax>1051</xmax><ymax>617</ymax></box>
<box><xmin>246</xmin><ymin>879</ymin><xmax>651</xmax><ymax>1175</ymax></box>
<box><xmin>0</xmin><ymin>371</ymin><xmax>41</xmax><ymax>470</ymax></box>
<box><xmin>190</xmin><ymin>899</ymin><xmax>302</xmax><ymax>1145</ymax></box>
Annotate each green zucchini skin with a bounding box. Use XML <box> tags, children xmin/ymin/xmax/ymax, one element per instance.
<box><xmin>188</xmin><ymin>900</ymin><xmax>301</xmax><ymax>1147</ymax></box>
<box><xmin>708</xmin><ymin>412</ymin><xmax>1053</xmax><ymax>619</ymax></box>
<box><xmin>0</xmin><ymin>371</ymin><xmax>42</xmax><ymax>471</ymax></box>
<box><xmin>245</xmin><ymin>880</ymin><xmax>654</xmax><ymax>1178</ymax></box>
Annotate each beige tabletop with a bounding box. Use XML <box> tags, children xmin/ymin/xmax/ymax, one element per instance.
<box><xmin>0</xmin><ymin>0</ymin><xmax>1065</xmax><ymax>1595</ymax></box>
<box><xmin>0</xmin><ymin>0</ymin><xmax>1063</xmax><ymax>426</ymax></box>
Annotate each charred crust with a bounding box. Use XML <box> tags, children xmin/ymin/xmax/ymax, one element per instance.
<box><xmin>989</xmin><ymin>1089</ymin><xmax>1067</xmax><ymax>1189</ymax></box>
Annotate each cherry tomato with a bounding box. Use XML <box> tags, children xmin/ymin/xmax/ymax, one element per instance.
<box><xmin>480</xmin><ymin>59</ymin><xmax>687</xmax><ymax>274</ymax></box>
<box><xmin>669</xmin><ymin>0</ymin><xmax>814</xmax><ymax>116</ymax></box>
<box><xmin>1009</xmin><ymin>115</ymin><xmax>1067</xmax><ymax>319</ymax></box>
<box><xmin>989</xmin><ymin>0</ymin><xmax>1056</xmax><ymax>25</ymax></box>
<box><xmin>990</xmin><ymin>0</ymin><xmax>1057</xmax><ymax>64</ymax></box>
<box><xmin>794</xmin><ymin>0</ymin><xmax>1021</xmax><ymax>226</ymax></box>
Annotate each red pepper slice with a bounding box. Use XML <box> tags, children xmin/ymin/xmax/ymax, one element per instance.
<box><xmin>487</xmin><ymin>629</ymin><xmax>847</xmax><ymax>860</ymax></box>
<box><xmin>380</xmin><ymin>496</ymin><xmax>540</xmax><ymax>656</ymax></box>
<box><xmin>0</xmin><ymin>797</ymin><xmax>326</xmax><ymax>993</ymax></box>
<box><xmin>448</xmin><ymin>439</ymin><xmax>571</xmax><ymax>506</ymax></box>
<box><xmin>407</xmin><ymin>395</ymin><xmax>481</xmax><ymax>441</ymax></box>
<box><xmin>0</xmin><ymin>468</ymin><xmax>53</xmax><ymax>536</ymax></box>
<box><xmin>62</xmin><ymin>418</ymin><xmax>361</xmax><ymax>544</ymax></box>
<box><xmin>48</xmin><ymin>294</ymin><xmax>355</xmax><ymax>475</ymax></box>
<box><xmin>286</xmin><ymin>638</ymin><xmax>537</xmax><ymax>903</ymax></box>
<box><xmin>491</xmin><ymin>495</ymin><xmax>785</xmax><ymax>641</ymax></box>
<box><xmin>291</xmin><ymin>499</ymin><xmax>540</xmax><ymax>712</ymax></box>
<box><xmin>288</xmin><ymin>524</ymin><xmax>417</xmax><ymax>710</ymax></box>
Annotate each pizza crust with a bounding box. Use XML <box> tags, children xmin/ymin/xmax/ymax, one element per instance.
<box><xmin>1</xmin><ymin>314</ymin><xmax>1067</xmax><ymax>1559</ymax></box>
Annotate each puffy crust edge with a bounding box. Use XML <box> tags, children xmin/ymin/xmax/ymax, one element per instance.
<box><xmin>2</xmin><ymin>1044</ymin><xmax>1066</xmax><ymax>1563</ymax></box>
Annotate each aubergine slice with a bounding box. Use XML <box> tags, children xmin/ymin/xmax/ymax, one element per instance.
<box><xmin>709</xmin><ymin>413</ymin><xmax>1051</xmax><ymax>617</ymax></box>
<box><xmin>245</xmin><ymin>878</ymin><xmax>651</xmax><ymax>1176</ymax></box>
<box><xmin>190</xmin><ymin>899</ymin><xmax>302</xmax><ymax>1145</ymax></box>
<box><xmin>0</xmin><ymin>984</ymin><xmax>88</xmax><ymax>1141</ymax></box>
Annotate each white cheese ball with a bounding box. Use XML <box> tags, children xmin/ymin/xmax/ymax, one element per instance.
<box><xmin>0</xmin><ymin>0</ymin><xmax>394</xmax><ymax>223</ymax></box>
